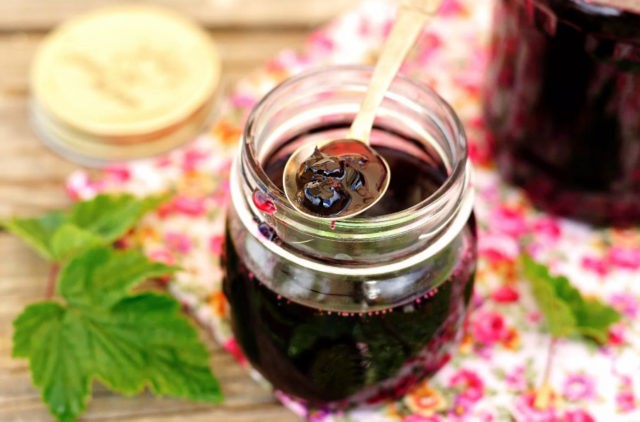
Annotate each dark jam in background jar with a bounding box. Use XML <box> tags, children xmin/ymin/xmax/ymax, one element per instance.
<box><xmin>484</xmin><ymin>0</ymin><xmax>640</xmax><ymax>225</ymax></box>
<box><xmin>223</xmin><ymin>67</ymin><xmax>476</xmax><ymax>409</ymax></box>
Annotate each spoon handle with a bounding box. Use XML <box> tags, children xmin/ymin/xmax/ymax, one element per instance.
<box><xmin>348</xmin><ymin>0</ymin><xmax>442</xmax><ymax>142</ymax></box>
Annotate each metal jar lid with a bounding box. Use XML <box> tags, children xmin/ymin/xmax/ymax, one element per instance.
<box><xmin>30</xmin><ymin>6</ymin><xmax>222</xmax><ymax>166</ymax></box>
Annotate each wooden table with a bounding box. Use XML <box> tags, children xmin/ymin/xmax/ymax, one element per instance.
<box><xmin>0</xmin><ymin>1</ymin><xmax>358</xmax><ymax>420</ymax></box>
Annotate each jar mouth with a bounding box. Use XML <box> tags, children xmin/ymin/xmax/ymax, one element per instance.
<box><xmin>242</xmin><ymin>65</ymin><xmax>471</xmax><ymax>237</ymax></box>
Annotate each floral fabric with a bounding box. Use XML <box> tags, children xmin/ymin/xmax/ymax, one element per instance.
<box><xmin>66</xmin><ymin>0</ymin><xmax>640</xmax><ymax>420</ymax></box>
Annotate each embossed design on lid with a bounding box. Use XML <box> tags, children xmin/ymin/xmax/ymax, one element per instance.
<box><xmin>30</xmin><ymin>6</ymin><xmax>221</xmax><ymax>165</ymax></box>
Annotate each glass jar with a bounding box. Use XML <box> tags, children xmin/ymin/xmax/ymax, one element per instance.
<box><xmin>484</xmin><ymin>0</ymin><xmax>640</xmax><ymax>225</ymax></box>
<box><xmin>223</xmin><ymin>66</ymin><xmax>476</xmax><ymax>409</ymax></box>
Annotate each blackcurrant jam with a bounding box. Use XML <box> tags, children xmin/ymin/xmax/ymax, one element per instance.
<box><xmin>484</xmin><ymin>0</ymin><xmax>640</xmax><ymax>225</ymax></box>
<box><xmin>224</xmin><ymin>67</ymin><xmax>476</xmax><ymax>409</ymax></box>
<box><xmin>293</xmin><ymin>140</ymin><xmax>388</xmax><ymax>218</ymax></box>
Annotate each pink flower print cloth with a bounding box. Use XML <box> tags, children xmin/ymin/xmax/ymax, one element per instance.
<box><xmin>67</xmin><ymin>0</ymin><xmax>640</xmax><ymax>420</ymax></box>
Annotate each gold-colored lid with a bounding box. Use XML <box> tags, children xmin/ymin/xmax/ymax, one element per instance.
<box><xmin>31</xmin><ymin>5</ymin><xmax>221</xmax><ymax>139</ymax></box>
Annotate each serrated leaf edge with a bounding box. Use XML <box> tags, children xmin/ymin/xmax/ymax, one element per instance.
<box><xmin>521</xmin><ymin>254</ymin><xmax>621</xmax><ymax>344</ymax></box>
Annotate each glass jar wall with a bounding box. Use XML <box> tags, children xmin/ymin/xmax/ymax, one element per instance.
<box><xmin>222</xmin><ymin>67</ymin><xmax>477</xmax><ymax>409</ymax></box>
<box><xmin>484</xmin><ymin>0</ymin><xmax>640</xmax><ymax>225</ymax></box>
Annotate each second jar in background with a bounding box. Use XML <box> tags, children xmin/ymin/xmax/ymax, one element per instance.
<box><xmin>484</xmin><ymin>0</ymin><xmax>640</xmax><ymax>225</ymax></box>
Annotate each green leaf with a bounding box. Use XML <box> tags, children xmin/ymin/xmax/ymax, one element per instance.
<box><xmin>58</xmin><ymin>247</ymin><xmax>177</xmax><ymax>308</ymax></box>
<box><xmin>522</xmin><ymin>256</ymin><xmax>577</xmax><ymax>338</ymax></box>
<box><xmin>13</xmin><ymin>248</ymin><xmax>221</xmax><ymax>422</ymax></box>
<box><xmin>3</xmin><ymin>212</ymin><xmax>67</xmax><ymax>259</ymax></box>
<box><xmin>13</xmin><ymin>303</ymin><xmax>91</xmax><ymax>422</ymax></box>
<box><xmin>521</xmin><ymin>255</ymin><xmax>621</xmax><ymax>343</ymax></box>
<box><xmin>50</xmin><ymin>225</ymin><xmax>105</xmax><ymax>261</ymax></box>
<box><xmin>574</xmin><ymin>298</ymin><xmax>621</xmax><ymax>344</ymax></box>
<box><xmin>94</xmin><ymin>293</ymin><xmax>222</xmax><ymax>401</ymax></box>
<box><xmin>4</xmin><ymin>194</ymin><xmax>169</xmax><ymax>263</ymax></box>
<box><xmin>69</xmin><ymin>193</ymin><xmax>168</xmax><ymax>243</ymax></box>
<box><xmin>13</xmin><ymin>302</ymin><xmax>65</xmax><ymax>357</ymax></box>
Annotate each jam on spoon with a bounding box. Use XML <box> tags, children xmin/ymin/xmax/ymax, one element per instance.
<box><xmin>295</xmin><ymin>141</ymin><xmax>388</xmax><ymax>218</ymax></box>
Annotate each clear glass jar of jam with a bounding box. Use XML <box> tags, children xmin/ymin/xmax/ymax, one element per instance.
<box><xmin>223</xmin><ymin>66</ymin><xmax>477</xmax><ymax>409</ymax></box>
<box><xmin>484</xmin><ymin>0</ymin><xmax>640</xmax><ymax>225</ymax></box>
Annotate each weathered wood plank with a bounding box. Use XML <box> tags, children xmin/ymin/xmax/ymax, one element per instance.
<box><xmin>0</xmin><ymin>0</ymin><xmax>359</xmax><ymax>31</ymax></box>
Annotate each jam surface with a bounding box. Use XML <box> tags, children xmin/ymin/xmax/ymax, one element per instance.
<box><xmin>485</xmin><ymin>0</ymin><xmax>640</xmax><ymax>225</ymax></box>
<box><xmin>294</xmin><ymin>140</ymin><xmax>388</xmax><ymax>218</ymax></box>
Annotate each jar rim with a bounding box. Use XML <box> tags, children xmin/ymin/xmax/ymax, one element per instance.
<box><xmin>242</xmin><ymin>65</ymin><xmax>471</xmax><ymax>238</ymax></box>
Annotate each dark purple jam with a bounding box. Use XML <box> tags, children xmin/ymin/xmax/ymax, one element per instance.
<box><xmin>223</xmin><ymin>246</ymin><xmax>475</xmax><ymax>408</ymax></box>
<box><xmin>294</xmin><ymin>140</ymin><xmax>388</xmax><ymax>217</ymax></box>
<box><xmin>484</xmin><ymin>0</ymin><xmax>640</xmax><ymax>225</ymax></box>
<box><xmin>223</xmin><ymin>135</ymin><xmax>477</xmax><ymax>408</ymax></box>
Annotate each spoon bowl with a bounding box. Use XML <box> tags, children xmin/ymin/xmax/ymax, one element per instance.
<box><xmin>283</xmin><ymin>138</ymin><xmax>391</xmax><ymax>220</ymax></box>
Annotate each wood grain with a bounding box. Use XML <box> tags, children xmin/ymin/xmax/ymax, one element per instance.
<box><xmin>0</xmin><ymin>0</ymin><xmax>359</xmax><ymax>31</ymax></box>
<box><xmin>0</xmin><ymin>1</ymin><xmax>327</xmax><ymax>418</ymax></box>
